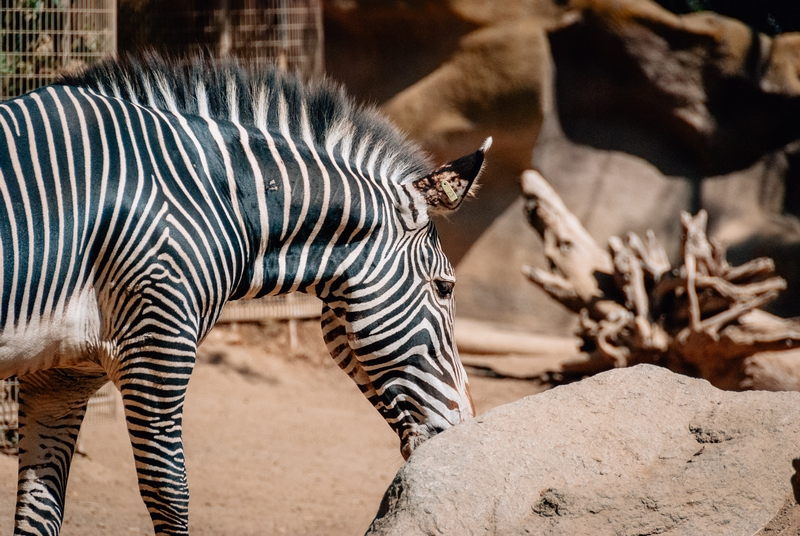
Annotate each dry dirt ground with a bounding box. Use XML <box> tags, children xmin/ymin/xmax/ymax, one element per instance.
<box><xmin>0</xmin><ymin>321</ymin><xmax>545</xmax><ymax>535</ymax></box>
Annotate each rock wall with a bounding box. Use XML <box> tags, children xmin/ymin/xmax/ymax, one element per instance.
<box><xmin>455</xmin><ymin>0</ymin><xmax>800</xmax><ymax>332</ymax></box>
<box><xmin>374</xmin><ymin>1</ymin><xmax>564</xmax><ymax>264</ymax></box>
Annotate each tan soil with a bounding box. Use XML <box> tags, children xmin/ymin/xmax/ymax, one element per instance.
<box><xmin>0</xmin><ymin>321</ymin><xmax>544</xmax><ymax>535</ymax></box>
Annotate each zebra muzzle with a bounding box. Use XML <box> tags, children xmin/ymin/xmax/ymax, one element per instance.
<box><xmin>400</xmin><ymin>423</ymin><xmax>448</xmax><ymax>460</ymax></box>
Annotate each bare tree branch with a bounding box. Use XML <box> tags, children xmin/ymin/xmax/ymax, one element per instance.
<box><xmin>521</xmin><ymin>169</ymin><xmax>800</xmax><ymax>391</ymax></box>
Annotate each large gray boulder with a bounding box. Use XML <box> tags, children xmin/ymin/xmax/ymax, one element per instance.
<box><xmin>367</xmin><ymin>365</ymin><xmax>800</xmax><ymax>535</ymax></box>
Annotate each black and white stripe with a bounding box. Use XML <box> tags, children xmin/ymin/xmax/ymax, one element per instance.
<box><xmin>1</xmin><ymin>54</ymin><xmax>486</xmax><ymax>535</ymax></box>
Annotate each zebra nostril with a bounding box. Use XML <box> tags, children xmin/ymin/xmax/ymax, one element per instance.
<box><xmin>401</xmin><ymin>434</ymin><xmax>421</xmax><ymax>460</ymax></box>
<box><xmin>401</xmin><ymin>440</ymin><xmax>414</xmax><ymax>461</ymax></box>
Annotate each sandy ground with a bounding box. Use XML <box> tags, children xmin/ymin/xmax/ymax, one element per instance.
<box><xmin>0</xmin><ymin>321</ymin><xmax>545</xmax><ymax>535</ymax></box>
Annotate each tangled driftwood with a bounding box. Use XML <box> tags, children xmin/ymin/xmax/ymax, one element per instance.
<box><xmin>521</xmin><ymin>170</ymin><xmax>800</xmax><ymax>390</ymax></box>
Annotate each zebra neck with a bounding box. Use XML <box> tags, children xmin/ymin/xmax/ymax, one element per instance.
<box><xmin>225</xmin><ymin>132</ymin><xmax>353</xmax><ymax>301</ymax></box>
<box><xmin>215</xmin><ymin>112</ymin><xmax>409</xmax><ymax>304</ymax></box>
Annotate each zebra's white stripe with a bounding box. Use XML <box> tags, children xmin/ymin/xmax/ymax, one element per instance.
<box><xmin>92</xmin><ymin>95</ymin><xmax>147</xmax><ymax>293</ymax></box>
<box><xmin>319</xmin><ymin>131</ymin><xmax>366</xmax><ymax>297</ymax></box>
<box><xmin>252</xmin><ymin>86</ymin><xmax>295</xmax><ymax>253</ymax></box>
<box><xmin>9</xmin><ymin>101</ymin><xmax>42</xmax><ymax>328</ymax></box>
<box><xmin>143</xmin><ymin>109</ymin><xmax>218</xmax><ymax>313</ymax></box>
<box><xmin>109</xmin><ymin>217</ymin><xmax>178</xmax><ymax>336</ymax></box>
<box><xmin>313</xmin><ymin>141</ymin><xmax>353</xmax><ymax>288</ymax></box>
<box><xmin>144</xmin><ymin>105</ymin><xmax>239</xmax><ymax>306</ymax></box>
<box><xmin>74</xmin><ymin>89</ymin><xmax>112</xmax><ymax>296</ymax></box>
<box><xmin>104</xmin><ymin>184</ymin><xmax>160</xmax><ymax>310</ymax></box>
<box><xmin>162</xmin><ymin>106</ymin><xmax>245</xmax><ymax>283</ymax></box>
<box><xmin>292</xmin><ymin>103</ymin><xmax>333</xmax><ymax>292</ymax></box>
<box><xmin>334</xmin><ymin>139</ymin><xmax>386</xmax><ymax>292</ymax></box>
<box><xmin>0</xmin><ymin>168</ymin><xmax>14</xmax><ymax>329</ymax></box>
<box><xmin>201</xmin><ymin>118</ymin><xmax>252</xmax><ymax>278</ymax></box>
<box><xmin>91</xmin><ymin>95</ymin><xmax>131</xmax><ymax>300</ymax></box>
<box><xmin>62</xmin><ymin>88</ymin><xmax>94</xmax><ymax>258</ymax></box>
<box><xmin>0</xmin><ymin>109</ymin><xmax>24</xmax><ymax>329</ymax></box>
<box><xmin>4</xmin><ymin>105</ymin><xmax>20</xmax><ymax>136</ymax></box>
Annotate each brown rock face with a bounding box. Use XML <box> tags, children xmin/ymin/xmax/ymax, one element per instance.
<box><xmin>367</xmin><ymin>365</ymin><xmax>800</xmax><ymax>535</ymax></box>
<box><xmin>324</xmin><ymin>1</ymin><xmax>476</xmax><ymax>105</ymax></box>
<box><xmin>455</xmin><ymin>0</ymin><xmax>800</xmax><ymax>332</ymax></box>
<box><xmin>551</xmin><ymin>0</ymin><xmax>800</xmax><ymax>176</ymax></box>
<box><xmin>380</xmin><ymin>12</ymin><xmax>558</xmax><ymax>264</ymax></box>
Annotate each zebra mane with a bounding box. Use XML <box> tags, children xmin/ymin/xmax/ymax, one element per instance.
<box><xmin>58</xmin><ymin>53</ymin><xmax>433</xmax><ymax>183</ymax></box>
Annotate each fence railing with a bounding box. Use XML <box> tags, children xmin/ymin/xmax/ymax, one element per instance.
<box><xmin>218</xmin><ymin>293</ymin><xmax>322</xmax><ymax>323</ymax></box>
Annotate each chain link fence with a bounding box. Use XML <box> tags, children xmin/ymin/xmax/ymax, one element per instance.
<box><xmin>1</xmin><ymin>0</ymin><xmax>117</xmax><ymax>455</ymax></box>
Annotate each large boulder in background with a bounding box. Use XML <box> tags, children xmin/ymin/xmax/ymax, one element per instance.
<box><xmin>374</xmin><ymin>1</ymin><xmax>565</xmax><ymax>264</ymax></box>
<box><xmin>367</xmin><ymin>365</ymin><xmax>800</xmax><ymax>536</ymax></box>
<box><xmin>455</xmin><ymin>0</ymin><xmax>800</xmax><ymax>333</ymax></box>
<box><xmin>382</xmin><ymin>20</ymin><xmax>552</xmax><ymax>263</ymax></box>
<box><xmin>324</xmin><ymin>0</ymin><xmax>476</xmax><ymax>106</ymax></box>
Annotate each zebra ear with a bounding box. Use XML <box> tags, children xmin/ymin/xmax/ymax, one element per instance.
<box><xmin>413</xmin><ymin>137</ymin><xmax>491</xmax><ymax>215</ymax></box>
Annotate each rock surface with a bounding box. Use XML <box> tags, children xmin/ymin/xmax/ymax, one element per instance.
<box><xmin>381</xmin><ymin>5</ymin><xmax>559</xmax><ymax>265</ymax></box>
<box><xmin>367</xmin><ymin>365</ymin><xmax>800</xmax><ymax>535</ymax></box>
<box><xmin>323</xmin><ymin>0</ymin><xmax>800</xmax><ymax>333</ymax></box>
<box><xmin>453</xmin><ymin>0</ymin><xmax>800</xmax><ymax>332</ymax></box>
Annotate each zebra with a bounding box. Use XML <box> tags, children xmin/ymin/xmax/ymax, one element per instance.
<box><xmin>0</xmin><ymin>54</ymin><xmax>488</xmax><ymax>535</ymax></box>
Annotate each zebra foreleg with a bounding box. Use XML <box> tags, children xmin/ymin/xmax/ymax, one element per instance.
<box><xmin>115</xmin><ymin>349</ymin><xmax>194</xmax><ymax>536</ymax></box>
<box><xmin>14</xmin><ymin>369</ymin><xmax>108</xmax><ymax>536</ymax></box>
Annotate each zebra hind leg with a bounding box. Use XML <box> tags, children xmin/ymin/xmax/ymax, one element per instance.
<box><xmin>14</xmin><ymin>369</ymin><xmax>108</xmax><ymax>536</ymax></box>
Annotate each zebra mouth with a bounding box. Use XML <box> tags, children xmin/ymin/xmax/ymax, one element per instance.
<box><xmin>400</xmin><ymin>424</ymin><xmax>447</xmax><ymax>460</ymax></box>
<box><xmin>400</xmin><ymin>434</ymin><xmax>423</xmax><ymax>461</ymax></box>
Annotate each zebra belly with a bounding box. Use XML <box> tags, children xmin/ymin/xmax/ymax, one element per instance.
<box><xmin>0</xmin><ymin>288</ymin><xmax>108</xmax><ymax>379</ymax></box>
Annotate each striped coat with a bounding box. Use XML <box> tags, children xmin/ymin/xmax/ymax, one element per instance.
<box><xmin>1</xmin><ymin>55</ymin><xmax>487</xmax><ymax>535</ymax></box>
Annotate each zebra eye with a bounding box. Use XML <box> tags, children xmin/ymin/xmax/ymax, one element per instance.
<box><xmin>433</xmin><ymin>279</ymin><xmax>455</xmax><ymax>300</ymax></box>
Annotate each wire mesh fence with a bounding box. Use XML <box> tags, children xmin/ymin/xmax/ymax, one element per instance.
<box><xmin>0</xmin><ymin>0</ymin><xmax>117</xmax><ymax>101</ymax></box>
<box><xmin>183</xmin><ymin>0</ymin><xmax>323</xmax><ymax>78</ymax></box>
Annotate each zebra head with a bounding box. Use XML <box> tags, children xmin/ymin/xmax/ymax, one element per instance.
<box><xmin>322</xmin><ymin>138</ymin><xmax>491</xmax><ymax>460</ymax></box>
